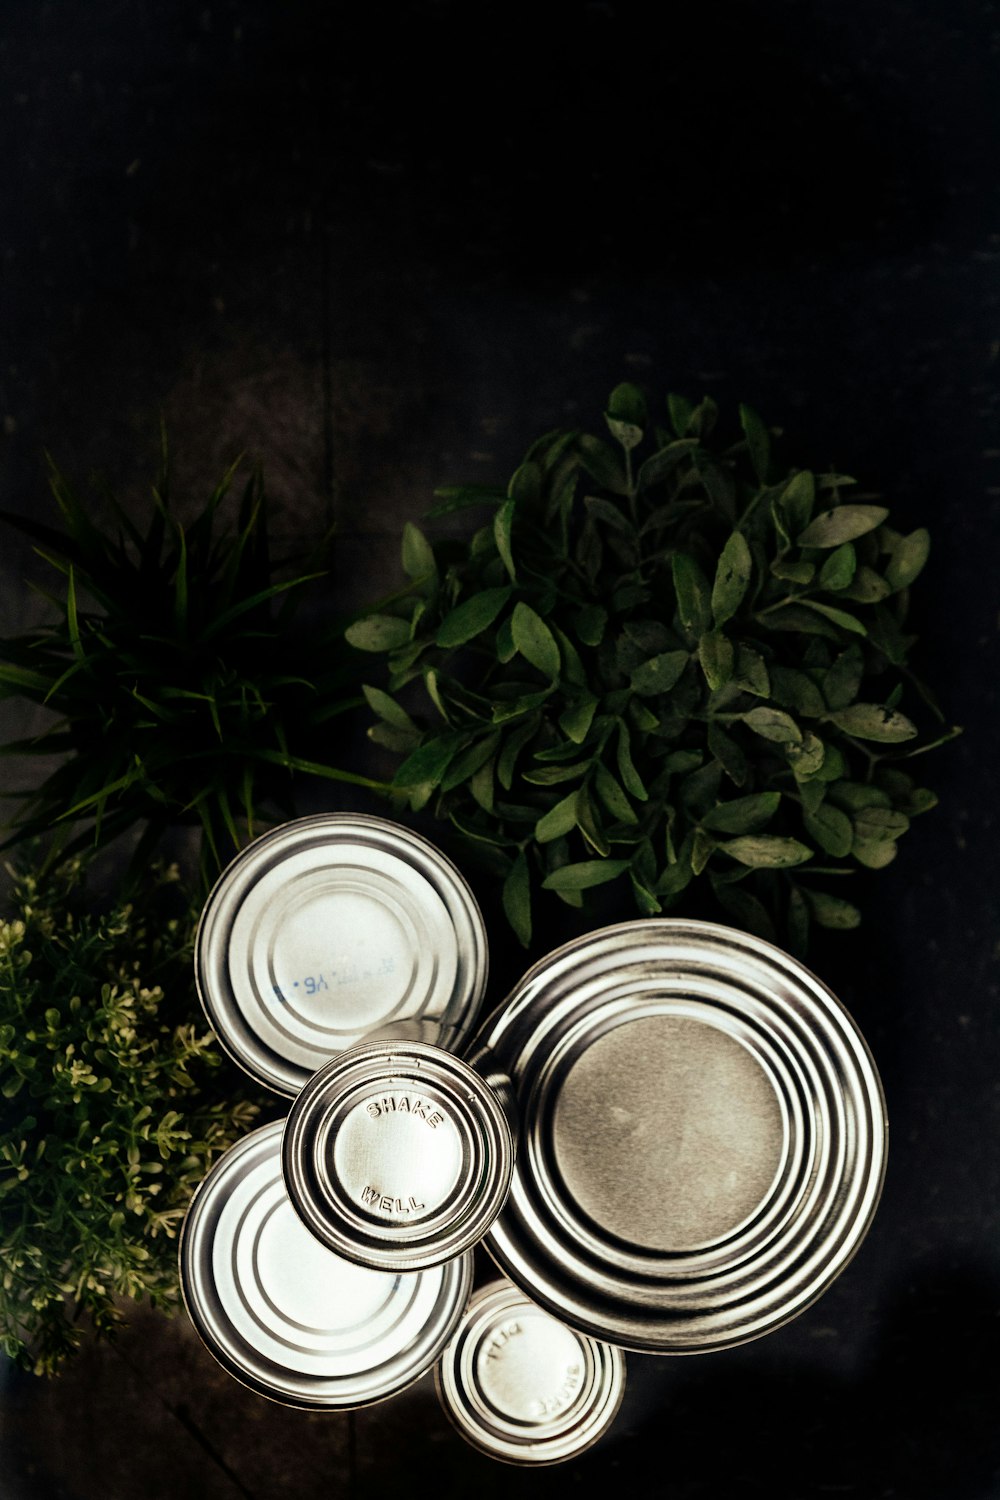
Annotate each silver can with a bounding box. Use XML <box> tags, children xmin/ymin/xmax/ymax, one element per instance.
<box><xmin>282</xmin><ymin>1036</ymin><xmax>515</xmax><ymax>1271</ymax></box>
<box><xmin>475</xmin><ymin>918</ymin><xmax>887</xmax><ymax>1354</ymax></box>
<box><xmin>194</xmin><ymin>813</ymin><xmax>489</xmax><ymax>1097</ymax></box>
<box><xmin>435</xmin><ymin>1278</ymin><xmax>625</xmax><ymax>1465</ymax></box>
<box><xmin>179</xmin><ymin>1119</ymin><xmax>474</xmax><ymax>1409</ymax></box>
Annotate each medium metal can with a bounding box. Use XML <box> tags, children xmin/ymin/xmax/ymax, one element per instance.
<box><xmin>194</xmin><ymin>813</ymin><xmax>489</xmax><ymax>1097</ymax></box>
<box><xmin>473</xmin><ymin>918</ymin><xmax>888</xmax><ymax>1355</ymax></box>
<box><xmin>179</xmin><ymin>1119</ymin><xmax>474</xmax><ymax>1409</ymax></box>
<box><xmin>435</xmin><ymin>1277</ymin><xmax>626</xmax><ymax>1465</ymax></box>
<box><xmin>281</xmin><ymin>1036</ymin><xmax>516</xmax><ymax>1271</ymax></box>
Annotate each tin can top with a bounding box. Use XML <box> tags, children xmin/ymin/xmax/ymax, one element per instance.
<box><xmin>282</xmin><ymin>1039</ymin><xmax>515</xmax><ymax>1271</ymax></box>
<box><xmin>476</xmin><ymin>918</ymin><xmax>887</xmax><ymax>1355</ymax></box>
<box><xmin>194</xmin><ymin>813</ymin><xmax>489</xmax><ymax>1096</ymax></box>
<box><xmin>179</xmin><ymin>1119</ymin><xmax>474</xmax><ymax>1409</ymax></box>
<box><xmin>435</xmin><ymin>1278</ymin><xmax>625</xmax><ymax>1465</ymax></box>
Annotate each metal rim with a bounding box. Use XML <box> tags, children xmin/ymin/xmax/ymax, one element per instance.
<box><xmin>194</xmin><ymin>813</ymin><xmax>489</xmax><ymax>1097</ymax></box>
<box><xmin>179</xmin><ymin>1119</ymin><xmax>475</xmax><ymax>1409</ymax></box>
<box><xmin>282</xmin><ymin>1040</ymin><xmax>515</xmax><ymax>1271</ymax></box>
<box><xmin>435</xmin><ymin>1278</ymin><xmax>625</xmax><ymax>1464</ymax></box>
<box><xmin>475</xmin><ymin>918</ymin><xmax>888</xmax><ymax>1354</ymax></box>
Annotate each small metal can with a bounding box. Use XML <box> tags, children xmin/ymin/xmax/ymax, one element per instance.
<box><xmin>435</xmin><ymin>1278</ymin><xmax>625</xmax><ymax>1465</ymax></box>
<box><xmin>179</xmin><ymin>1119</ymin><xmax>474</xmax><ymax>1409</ymax></box>
<box><xmin>194</xmin><ymin>813</ymin><xmax>489</xmax><ymax>1097</ymax></box>
<box><xmin>475</xmin><ymin>918</ymin><xmax>887</xmax><ymax>1355</ymax></box>
<box><xmin>282</xmin><ymin>1037</ymin><xmax>516</xmax><ymax>1271</ymax></box>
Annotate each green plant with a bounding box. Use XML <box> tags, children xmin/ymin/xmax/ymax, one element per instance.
<box><xmin>0</xmin><ymin>450</ymin><xmax>388</xmax><ymax>887</ymax></box>
<box><xmin>348</xmin><ymin>384</ymin><xmax>959</xmax><ymax>953</ymax></box>
<box><xmin>0</xmin><ymin>853</ymin><xmax>262</xmax><ymax>1374</ymax></box>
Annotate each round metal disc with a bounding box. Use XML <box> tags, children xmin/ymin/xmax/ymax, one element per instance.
<box><xmin>282</xmin><ymin>1040</ymin><xmax>515</xmax><ymax>1271</ymax></box>
<box><xmin>179</xmin><ymin>1119</ymin><xmax>474</xmax><ymax>1408</ymax></box>
<box><xmin>194</xmin><ymin>814</ymin><xmax>489</xmax><ymax>1096</ymax></box>
<box><xmin>476</xmin><ymin>918</ymin><xmax>887</xmax><ymax>1354</ymax></box>
<box><xmin>435</xmin><ymin>1279</ymin><xmax>625</xmax><ymax>1464</ymax></box>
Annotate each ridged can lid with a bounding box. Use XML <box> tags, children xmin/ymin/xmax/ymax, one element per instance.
<box><xmin>179</xmin><ymin>1119</ymin><xmax>474</xmax><ymax>1409</ymax></box>
<box><xmin>282</xmin><ymin>1039</ymin><xmax>515</xmax><ymax>1271</ymax></box>
<box><xmin>194</xmin><ymin>813</ymin><xmax>489</xmax><ymax>1097</ymax></box>
<box><xmin>435</xmin><ymin>1278</ymin><xmax>625</xmax><ymax>1465</ymax></box>
<box><xmin>476</xmin><ymin>918</ymin><xmax>887</xmax><ymax>1354</ymax></box>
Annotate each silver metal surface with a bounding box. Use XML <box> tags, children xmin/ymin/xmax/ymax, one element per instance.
<box><xmin>282</xmin><ymin>1039</ymin><xmax>515</xmax><ymax>1271</ymax></box>
<box><xmin>194</xmin><ymin>813</ymin><xmax>489</xmax><ymax>1096</ymax></box>
<box><xmin>179</xmin><ymin>1119</ymin><xmax>474</xmax><ymax>1409</ymax></box>
<box><xmin>435</xmin><ymin>1278</ymin><xmax>625</xmax><ymax>1465</ymax></box>
<box><xmin>475</xmin><ymin>918</ymin><xmax>888</xmax><ymax>1354</ymax></box>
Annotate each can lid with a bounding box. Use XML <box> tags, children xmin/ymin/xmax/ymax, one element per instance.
<box><xmin>435</xmin><ymin>1279</ymin><xmax>625</xmax><ymax>1465</ymax></box>
<box><xmin>477</xmin><ymin>918</ymin><xmax>888</xmax><ymax>1354</ymax></box>
<box><xmin>194</xmin><ymin>813</ymin><xmax>489</xmax><ymax>1096</ymax></box>
<box><xmin>179</xmin><ymin>1119</ymin><xmax>474</xmax><ymax>1409</ymax></box>
<box><xmin>282</xmin><ymin>1039</ymin><xmax>515</xmax><ymax>1271</ymax></box>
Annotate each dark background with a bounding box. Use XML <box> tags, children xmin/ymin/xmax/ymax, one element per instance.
<box><xmin>1</xmin><ymin>1</ymin><xmax>998</xmax><ymax>1495</ymax></box>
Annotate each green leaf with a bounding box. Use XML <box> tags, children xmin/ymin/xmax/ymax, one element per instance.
<box><xmin>636</xmin><ymin>438</ymin><xmax>700</xmax><ymax>490</ymax></box>
<box><xmin>796</xmin><ymin>504</ymin><xmax>890</xmax><ymax>548</ymax></box>
<box><xmin>711</xmin><ymin>531</ymin><xmax>753</xmax><ymax>626</ymax></box>
<box><xmin>701</xmin><ymin>791</ymin><xmax>780</xmax><ymax>835</ymax></box>
<box><xmin>741</xmin><ymin>706</ymin><xmax>803</xmax><ymax>744</ymax></box>
<box><xmin>672</xmin><ymin>553</ymin><xmax>712</xmax><ymax>642</ymax></box>
<box><xmin>630</xmin><ymin>650</ymin><xmax>689</xmax><ymax>697</ymax></box>
<box><xmin>826</xmin><ymin>703</ymin><xmax>918</xmax><ymax>743</ymax></box>
<box><xmin>884</xmin><ymin>527</ymin><xmax>930</xmax><ymax>591</ymax></box>
<box><xmin>494</xmin><ymin>499</ymin><xmax>517</xmax><ymax>583</ymax></box>
<box><xmin>535</xmin><ymin>789</ymin><xmax>580</xmax><ymax>843</ymax></box>
<box><xmin>823</xmin><ymin>646</ymin><xmax>864</xmax><ymax>710</ymax></box>
<box><xmin>440</xmin><ymin>732</ymin><xmax>501</xmax><ymax>792</ymax></box>
<box><xmin>576</xmin><ymin>433</ymin><xmax>628</xmax><ymax>495</ymax></box>
<box><xmin>593</xmin><ymin>763</ymin><xmax>638</xmax><ymax>824</ymax></box>
<box><xmin>502</xmin><ymin>850</ymin><xmax>532</xmax><ymax>947</ymax></box>
<box><xmin>511</xmin><ymin>602</ymin><xmax>561</xmax><ymax>679</ymax></box>
<box><xmin>720</xmin><ymin>835</ymin><xmax>812</xmax><ymax>869</ymax></box>
<box><xmin>739</xmin><ymin>403</ymin><xmax>771</xmax><ymax>482</ymax></box>
<box><xmin>345</xmin><ymin>614</ymin><xmax>412</xmax><ymax>652</ymax></box>
<box><xmin>606</xmin><ymin>381</ymin><xmax>648</xmax><ymax>428</ymax></box>
<box><xmin>852</xmin><ymin>806</ymin><xmax>911</xmax><ymax>843</ymax></box>
<box><xmin>616</xmin><ymin>721</ymin><xmax>648</xmax><ymax>801</ymax></box>
<box><xmin>507</xmin><ymin>461</ymin><xmax>541</xmax><ymax>505</ymax></box>
<box><xmin>436</xmin><ymin>587</ymin><xmax>513</xmax><ymax>648</ymax></box>
<box><xmin>542</xmin><ymin>859</ymin><xmax>631</xmax><ymax>891</ymax></box>
<box><xmin>573</xmin><ymin>604</ymin><xmax>607</xmax><ymax>646</ymax></box>
<box><xmin>732</xmin><ymin>644</ymin><xmax>770</xmax><ymax>698</ymax></box>
<box><xmin>793</xmin><ymin>599</ymin><xmax>868</xmax><ymax>636</ymax></box>
<box><xmin>698</xmin><ymin>630</ymin><xmax>734</xmax><ymax>691</ymax></box>
<box><xmin>392</xmin><ymin>734</ymin><xmax>464</xmax><ymax>791</ymax></box>
<box><xmin>559</xmin><ymin>696</ymin><xmax>598</xmax><ymax>744</ymax></box>
<box><xmin>401</xmin><ymin>522</ymin><xmax>436</xmax><ymax>582</ymax></box>
<box><xmin>818</xmin><ymin>542</ymin><xmax>857</xmax><ymax>592</ymax></box>
<box><xmin>803</xmin><ymin>801</ymin><xmax>854</xmax><ymax>858</ymax></box>
<box><xmin>707</xmin><ymin>721</ymin><xmax>748</xmax><ymax>786</ymax></box>
<box><xmin>836</xmin><ymin>565</ymin><xmax>892</xmax><ymax>604</ymax></box>
<box><xmin>361</xmin><ymin>685</ymin><xmax>417</xmax><ymax>732</ymax></box>
<box><xmin>785</xmin><ymin>731</ymin><xmax>826</xmax><ymax>780</ymax></box>
<box><xmin>804</xmin><ymin>889</ymin><xmax>862</xmax><ymax>930</ymax></box>
<box><xmin>779</xmin><ymin>470</ymin><xmax>816</xmax><ymax>535</ymax></box>
<box><xmin>497</xmin><ymin>715</ymin><xmax>539</xmax><ymax>789</ymax></box>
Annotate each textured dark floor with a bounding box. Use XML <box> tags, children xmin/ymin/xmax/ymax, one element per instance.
<box><xmin>1</xmin><ymin>2</ymin><xmax>999</xmax><ymax>1496</ymax></box>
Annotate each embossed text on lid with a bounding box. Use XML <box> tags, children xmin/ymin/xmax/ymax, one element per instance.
<box><xmin>436</xmin><ymin>1278</ymin><xmax>625</xmax><ymax>1464</ymax></box>
<box><xmin>194</xmin><ymin>813</ymin><xmax>489</xmax><ymax>1096</ymax></box>
<box><xmin>282</xmin><ymin>1039</ymin><xmax>515</xmax><ymax>1271</ymax></box>
<box><xmin>179</xmin><ymin>1119</ymin><xmax>474</xmax><ymax>1409</ymax></box>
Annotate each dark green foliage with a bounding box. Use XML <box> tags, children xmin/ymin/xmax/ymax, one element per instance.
<box><xmin>0</xmin><ymin>855</ymin><xmax>263</xmax><ymax>1373</ymax></box>
<box><xmin>350</xmin><ymin>385</ymin><xmax>959</xmax><ymax>953</ymax></box>
<box><xmin>0</xmin><ymin>451</ymin><xmax>387</xmax><ymax>887</ymax></box>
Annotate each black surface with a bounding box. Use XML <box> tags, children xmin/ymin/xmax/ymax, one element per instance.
<box><xmin>1</xmin><ymin>3</ymin><xmax>998</xmax><ymax>1496</ymax></box>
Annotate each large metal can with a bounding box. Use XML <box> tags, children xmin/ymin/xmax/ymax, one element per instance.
<box><xmin>472</xmin><ymin>918</ymin><xmax>887</xmax><ymax>1354</ymax></box>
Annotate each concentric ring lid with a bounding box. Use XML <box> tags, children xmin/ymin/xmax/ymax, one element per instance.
<box><xmin>282</xmin><ymin>1039</ymin><xmax>515</xmax><ymax>1271</ymax></box>
<box><xmin>194</xmin><ymin>813</ymin><xmax>489</xmax><ymax>1096</ymax></box>
<box><xmin>435</xmin><ymin>1278</ymin><xmax>625</xmax><ymax>1465</ymax></box>
<box><xmin>476</xmin><ymin>918</ymin><xmax>887</xmax><ymax>1354</ymax></box>
<box><xmin>179</xmin><ymin>1119</ymin><xmax>474</xmax><ymax>1409</ymax></box>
